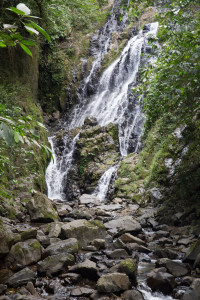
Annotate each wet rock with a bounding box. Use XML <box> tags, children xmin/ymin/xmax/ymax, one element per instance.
<box><xmin>48</xmin><ymin>222</ymin><xmax>62</xmax><ymax>238</ymax></box>
<box><xmin>104</xmin><ymin>216</ymin><xmax>141</xmax><ymax>237</ymax></box>
<box><xmin>64</xmin><ymin>273</ymin><xmax>81</xmax><ymax>283</ymax></box>
<box><xmin>127</xmin><ymin>243</ymin><xmax>151</xmax><ymax>254</ymax></box>
<box><xmin>7</xmin><ymin>239</ymin><xmax>42</xmax><ymax>269</ymax></box>
<box><xmin>111</xmin><ymin>258</ymin><xmax>137</xmax><ymax>283</ymax></box>
<box><xmin>38</xmin><ymin>253</ymin><xmax>75</xmax><ymax>275</ymax></box>
<box><xmin>21</xmin><ymin>228</ymin><xmax>37</xmax><ymax>241</ymax></box>
<box><xmin>0</xmin><ymin>285</ymin><xmax>7</xmax><ymax>295</ymax></box>
<box><xmin>123</xmin><ymin>290</ymin><xmax>144</xmax><ymax>300</ymax></box>
<box><xmin>91</xmin><ymin>239</ymin><xmax>107</xmax><ymax>250</ymax></box>
<box><xmin>26</xmin><ymin>282</ymin><xmax>38</xmax><ymax>296</ymax></box>
<box><xmin>96</xmin><ymin>204</ymin><xmax>122</xmax><ymax>211</ymax></box>
<box><xmin>183</xmin><ymin>239</ymin><xmax>200</xmax><ymax>263</ymax></box>
<box><xmin>156</xmin><ymin>258</ymin><xmax>189</xmax><ymax>277</ymax></box>
<box><xmin>97</xmin><ymin>273</ymin><xmax>131</xmax><ymax>293</ymax></box>
<box><xmin>71</xmin><ymin>287</ymin><xmax>95</xmax><ymax>297</ymax></box>
<box><xmin>68</xmin><ymin>259</ymin><xmax>99</xmax><ymax>280</ymax></box>
<box><xmin>119</xmin><ymin>233</ymin><xmax>146</xmax><ymax>246</ymax></box>
<box><xmin>44</xmin><ymin>238</ymin><xmax>78</xmax><ymax>257</ymax></box>
<box><xmin>7</xmin><ymin>267</ymin><xmax>36</xmax><ymax>288</ymax></box>
<box><xmin>84</xmin><ymin>116</ymin><xmax>98</xmax><ymax>127</ymax></box>
<box><xmin>113</xmin><ymin>238</ymin><xmax>127</xmax><ymax>250</ymax></box>
<box><xmin>155</xmin><ymin>230</ymin><xmax>170</xmax><ymax>238</ymax></box>
<box><xmin>147</xmin><ymin>268</ymin><xmax>176</xmax><ymax>295</ymax></box>
<box><xmin>106</xmin><ymin>249</ymin><xmax>129</xmax><ymax>259</ymax></box>
<box><xmin>181</xmin><ymin>278</ymin><xmax>200</xmax><ymax>300</ymax></box>
<box><xmin>26</xmin><ymin>192</ymin><xmax>59</xmax><ymax>223</ymax></box>
<box><xmin>56</xmin><ymin>204</ymin><xmax>72</xmax><ymax>217</ymax></box>
<box><xmin>61</xmin><ymin>219</ymin><xmax>106</xmax><ymax>248</ymax></box>
<box><xmin>153</xmin><ymin>247</ymin><xmax>178</xmax><ymax>259</ymax></box>
<box><xmin>79</xmin><ymin>194</ymin><xmax>100</xmax><ymax>205</ymax></box>
<box><xmin>0</xmin><ymin>227</ymin><xmax>19</xmax><ymax>258</ymax></box>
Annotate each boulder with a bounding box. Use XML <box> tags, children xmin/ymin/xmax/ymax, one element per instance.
<box><xmin>91</xmin><ymin>239</ymin><xmax>107</xmax><ymax>250</ymax></box>
<box><xmin>71</xmin><ymin>287</ymin><xmax>95</xmax><ymax>297</ymax></box>
<box><xmin>37</xmin><ymin>253</ymin><xmax>75</xmax><ymax>275</ymax></box>
<box><xmin>61</xmin><ymin>219</ymin><xmax>106</xmax><ymax>248</ymax></box>
<box><xmin>147</xmin><ymin>269</ymin><xmax>176</xmax><ymax>295</ymax></box>
<box><xmin>127</xmin><ymin>243</ymin><xmax>151</xmax><ymax>254</ymax></box>
<box><xmin>26</xmin><ymin>192</ymin><xmax>59</xmax><ymax>223</ymax></box>
<box><xmin>97</xmin><ymin>273</ymin><xmax>131</xmax><ymax>293</ymax></box>
<box><xmin>183</xmin><ymin>239</ymin><xmax>200</xmax><ymax>263</ymax></box>
<box><xmin>181</xmin><ymin>279</ymin><xmax>200</xmax><ymax>300</ymax></box>
<box><xmin>119</xmin><ymin>233</ymin><xmax>146</xmax><ymax>246</ymax></box>
<box><xmin>48</xmin><ymin>222</ymin><xmax>62</xmax><ymax>238</ymax></box>
<box><xmin>21</xmin><ymin>228</ymin><xmax>37</xmax><ymax>241</ymax></box>
<box><xmin>7</xmin><ymin>268</ymin><xmax>36</xmax><ymax>288</ymax></box>
<box><xmin>0</xmin><ymin>227</ymin><xmax>19</xmax><ymax>258</ymax></box>
<box><xmin>68</xmin><ymin>259</ymin><xmax>99</xmax><ymax>280</ymax></box>
<box><xmin>112</xmin><ymin>258</ymin><xmax>137</xmax><ymax>283</ymax></box>
<box><xmin>156</xmin><ymin>258</ymin><xmax>189</xmax><ymax>277</ymax></box>
<box><xmin>123</xmin><ymin>290</ymin><xmax>144</xmax><ymax>300</ymax></box>
<box><xmin>84</xmin><ymin>116</ymin><xmax>98</xmax><ymax>127</ymax></box>
<box><xmin>0</xmin><ymin>285</ymin><xmax>7</xmax><ymax>295</ymax></box>
<box><xmin>44</xmin><ymin>238</ymin><xmax>78</xmax><ymax>257</ymax></box>
<box><xmin>104</xmin><ymin>216</ymin><xmax>141</xmax><ymax>237</ymax></box>
<box><xmin>79</xmin><ymin>194</ymin><xmax>100</xmax><ymax>205</ymax></box>
<box><xmin>7</xmin><ymin>239</ymin><xmax>42</xmax><ymax>268</ymax></box>
<box><xmin>106</xmin><ymin>249</ymin><xmax>129</xmax><ymax>259</ymax></box>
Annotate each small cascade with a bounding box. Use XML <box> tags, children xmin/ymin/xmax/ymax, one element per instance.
<box><xmin>45</xmin><ymin>0</ymin><xmax>159</xmax><ymax>201</ymax></box>
<box><xmin>46</xmin><ymin>133</ymin><xmax>79</xmax><ymax>200</ymax></box>
<box><xmin>93</xmin><ymin>165</ymin><xmax>118</xmax><ymax>201</ymax></box>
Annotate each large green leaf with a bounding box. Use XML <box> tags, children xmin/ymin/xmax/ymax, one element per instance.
<box><xmin>29</xmin><ymin>21</ymin><xmax>51</xmax><ymax>41</ymax></box>
<box><xmin>21</xmin><ymin>40</ymin><xmax>35</xmax><ymax>46</ymax></box>
<box><xmin>24</xmin><ymin>25</ymin><xmax>39</xmax><ymax>35</ymax></box>
<box><xmin>7</xmin><ymin>7</ymin><xmax>25</xmax><ymax>16</ymax></box>
<box><xmin>1</xmin><ymin>123</ymin><xmax>14</xmax><ymax>145</ymax></box>
<box><xmin>14</xmin><ymin>131</ymin><xmax>20</xmax><ymax>143</ymax></box>
<box><xmin>0</xmin><ymin>41</ymin><xmax>7</xmax><ymax>48</ymax></box>
<box><xmin>20</xmin><ymin>43</ymin><xmax>32</xmax><ymax>57</ymax></box>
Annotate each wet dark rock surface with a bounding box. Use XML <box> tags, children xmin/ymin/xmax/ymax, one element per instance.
<box><xmin>0</xmin><ymin>193</ymin><xmax>200</xmax><ymax>299</ymax></box>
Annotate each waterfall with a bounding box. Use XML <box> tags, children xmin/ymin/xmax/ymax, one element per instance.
<box><xmin>46</xmin><ymin>1</ymin><xmax>159</xmax><ymax>201</ymax></box>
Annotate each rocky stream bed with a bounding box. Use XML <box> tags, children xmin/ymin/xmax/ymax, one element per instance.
<box><xmin>0</xmin><ymin>192</ymin><xmax>200</xmax><ymax>300</ymax></box>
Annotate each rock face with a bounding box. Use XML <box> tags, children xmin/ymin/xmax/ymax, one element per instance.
<box><xmin>66</xmin><ymin>121</ymin><xmax>120</xmax><ymax>197</ymax></box>
<box><xmin>7</xmin><ymin>239</ymin><xmax>42</xmax><ymax>269</ymax></box>
<box><xmin>26</xmin><ymin>192</ymin><xmax>59</xmax><ymax>223</ymax></box>
<box><xmin>61</xmin><ymin>219</ymin><xmax>106</xmax><ymax>248</ymax></box>
<box><xmin>104</xmin><ymin>216</ymin><xmax>141</xmax><ymax>236</ymax></box>
<box><xmin>97</xmin><ymin>273</ymin><xmax>131</xmax><ymax>293</ymax></box>
<box><xmin>38</xmin><ymin>253</ymin><xmax>75</xmax><ymax>275</ymax></box>
<box><xmin>7</xmin><ymin>268</ymin><xmax>36</xmax><ymax>288</ymax></box>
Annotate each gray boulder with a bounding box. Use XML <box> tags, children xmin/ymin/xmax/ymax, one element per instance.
<box><xmin>111</xmin><ymin>258</ymin><xmax>137</xmax><ymax>283</ymax></box>
<box><xmin>44</xmin><ymin>238</ymin><xmax>78</xmax><ymax>257</ymax></box>
<box><xmin>26</xmin><ymin>192</ymin><xmax>59</xmax><ymax>223</ymax></box>
<box><xmin>7</xmin><ymin>239</ymin><xmax>42</xmax><ymax>268</ymax></box>
<box><xmin>183</xmin><ymin>240</ymin><xmax>200</xmax><ymax>263</ymax></box>
<box><xmin>181</xmin><ymin>279</ymin><xmax>200</xmax><ymax>300</ymax></box>
<box><xmin>61</xmin><ymin>219</ymin><xmax>106</xmax><ymax>248</ymax></box>
<box><xmin>119</xmin><ymin>233</ymin><xmax>146</xmax><ymax>246</ymax></box>
<box><xmin>147</xmin><ymin>269</ymin><xmax>176</xmax><ymax>295</ymax></box>
<box><xmin>37</xmin><ymin>253</ymin><xmax>75</xmax><ymax>275</ymax></box>
<box><xmin>79</xmin><ymin>194</ymin><xmax>100</xmax><ymax>205</ymax></box>
<box><xmin>104</xmin><ymin>216</ymin><xmax>141</xmax><ymax>236</ymax></box>
<box><xmin>123</xmin><ymin>290</ymin><xmax>144</xmax><ymax>300</ymax></box>
<box><xmin>97</xmin><ymin>273</ymin><xmax>131</xmax><ymax>293</ymax></box>
<box><xmin>7</xmin><ymin>268</ymin><xmax>36</xmax><ymax>288</ymax></box>
<box><xmin>68</xmin><ymin>259</ymin><xmax>99</xmax><ymax>280</ymax></box>
<box><xmin>156</xmin><ymin>258</ymin><xmax>189</xmax><ymax>277</ymax></box>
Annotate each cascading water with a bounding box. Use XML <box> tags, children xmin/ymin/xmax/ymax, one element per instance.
<box><xmin>46</xmin><ymin>1</ymin><xmax>159</xmax><ymax>201</ymax></box>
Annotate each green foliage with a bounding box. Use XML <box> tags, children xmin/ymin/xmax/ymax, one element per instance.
<box><xmin>0</xmin><ymin>3</ymin><xmax>50</xmax><ymax>56</ymax></box>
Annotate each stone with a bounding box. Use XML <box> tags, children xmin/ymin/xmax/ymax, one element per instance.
<box><xmin>26</xmin><ymin>282</ymin><xmax>38</xmax><ymax>296</ymax></box>
<box><xmin>156</xmin><ymin>258</ymin><xmax>189</xmax><ymax>277</ymax></box>
<box><xmin>123</xmin><ymin>290</ymin><xmax>144</xmax><ymax>300</ymax></box>
<box><xmin>48</xmin><ymin>222</ymin><xmax>62</xmax><ymax>238</ymax></box>
<box><xmin>147</xmin><ymin>269</ymin><xmax>176</xmax><ymax>295</ymax></box>
<box><xmin>84</xmin><ymin>116</ymin><xmax>98</xmax><ymax>127</ymax></box>
<box><xmin>71</xmin><ymin>287</ymin><xmax>95</xmax><ymax>297</ymax></box>
<box><xmin>194</xmin><ymin>253</ymin><xmax>200</xmax><ymax>268</ymax></box>
<box><xmin>64</xmin><ymin>273</ymin><xmax>81</xmax><ymax>283</ymax></box>
<box><xmin>21</xmin><ymin>228</ymin><xmax>37</xmax><ymax>241</ymax></box>
<box><xmin>68</xmin><ymin>259</ymin><xmax>99</xmax><ymax>280</ymax></box>
<box><xmin>7</xmin><ymin>239</ymin><xmax>42</xmax><ymax>268</ymax></box>
<box><xmin>37</xmin><ymin>253</ymin><xmax>75</xmax><ymax>275</ymax></box>
<box><xmin>91</xmin><ymin>239</ymin><xmax>107</xmax><ymax>250</ymax></box>
<box><xmin>96</xmin><ymin>204</ymin><xmax>122</xmax><ymax>211</ymax></box>
<box><xmin>120</xmin><ymin>233</ymin><xmax>146</xmax><ymax>246</ymax></box>
<box><xmin>56</xmin><ymin>204</ymin><xmax>72</xmax><ymax>217</ymax></box>
<box><xmin>7</xmin><ymin>268</ymin><xmax>36</xmax><ymax>288</ymax></box>
<box><xmin>104</xmin><ymin>216</ymin><xmax>141</xmax><ymax>237</ymax></box>
<box><xmin>181</xmin><ymin>279</ymin><xmax>200</xmax><ymax>300</ymax></box>
<box><xmin>36</xmin><ymin>231</ymin><xmax>50</xmax><ymax>248</ymax></box>
<box><xmin>26</xmin><ymin>192</ymin><xmax>59</xmax><ymax>223</ymax></box>
<box><xmin>0</xmin><ymin>285</ymin><xmax>7</xmax><ymax>295</ymax></box>
<box><xmin>0</xmin><ymin>227</ymin><xmax>18</xmax><ymax>258</ymax></box>
<box><xmin>127</xmin><ymin>243</ymin><xmax>151</xmax><ymax>254</ymax></box>
<box><xmin>97</xmin><ymin>273</ymin><xmax>131</xmax><ymax>293</ymax></box>
<box><xmin>61</xmin><ymin>219</ymin><xmax>106</xmax><ymax>248</ymax></box>
<box><xmin>106</xmin><ymin>249</ymin><xmax>129</xmax><ymax>259</ymax></box>
<box><xmin>44</xmin><ymin>238</ymin><xmax>78</xmax><ymax>257</ymax></box>
<box><xmin>183</xmin><ymin>239</ymin><xmax>200</xmax><ymax>263</ymax></box>
<box><xmin>112</xmin><ymin>258</ymin><xmax>137</xmax><ymax>283</ymax></box>
<box><xmin>79</xmin><ymin>194</ymin><xmax>100</xmax><ymax>205</ymax></box>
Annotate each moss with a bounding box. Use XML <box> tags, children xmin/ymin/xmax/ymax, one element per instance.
<box><xmin>89</xmin><ymin>220</ymin><xmax>105</xmax><ymax>229</ymax></box>
<box><xmin>30</xmin><ymin>241</ymin><xmax>41</xmax><ymax>251</ymax></box>
<box><xmin>119</xmin><ymin>258</ymin><xmax>137</xmax><ymax>273</ymax></box>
